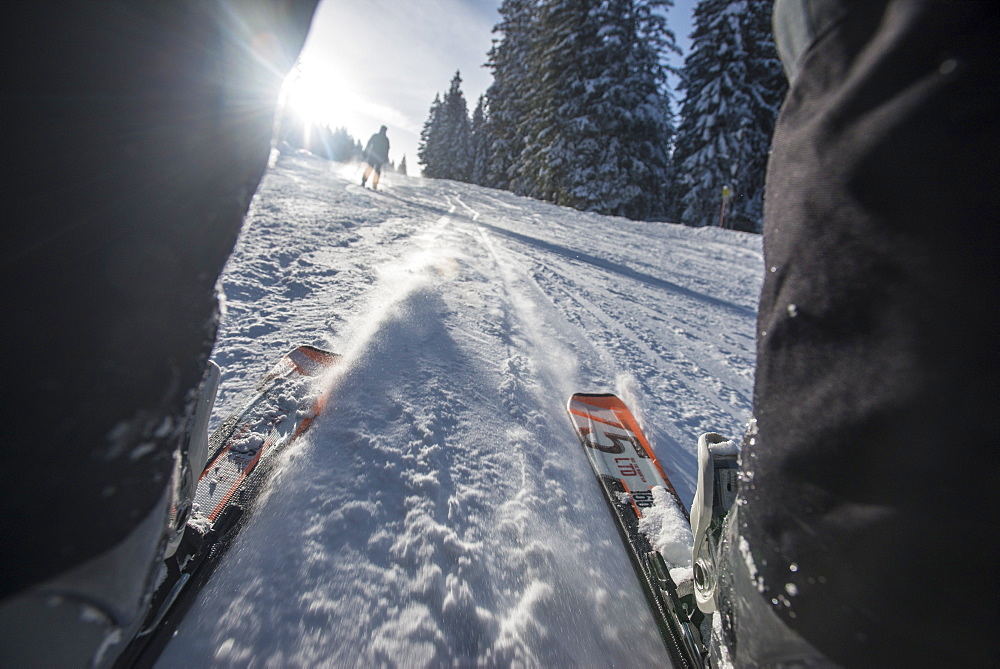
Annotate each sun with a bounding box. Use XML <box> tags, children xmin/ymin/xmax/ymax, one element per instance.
<box><xmin>280</xmin><ymin>58</ymin><xmax>354</xmax><ymax>129</ymax></box>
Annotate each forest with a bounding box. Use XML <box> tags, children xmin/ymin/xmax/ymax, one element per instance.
<box><xmin>418</xmin><ymin>0</ymin><xmax>785</xmax><ymax>232</ymax></box>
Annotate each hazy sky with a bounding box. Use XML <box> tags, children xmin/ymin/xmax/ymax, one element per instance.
<box><xmin>288</xmin><ymin>0</ymin><xmax>697</xmax><ymax>172</ymax></box>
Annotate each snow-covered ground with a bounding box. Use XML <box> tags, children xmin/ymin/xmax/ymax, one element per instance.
<box><xmin>159</xmin><ymin>152</ymin><xmax>762</xmax><ymax>667</ymax></box>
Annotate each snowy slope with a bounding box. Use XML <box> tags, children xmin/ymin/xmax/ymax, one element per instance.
<box><xmin>159</xmin><ymin>152</ymin><xmax>762</xmax><ymax>667</ymax></box>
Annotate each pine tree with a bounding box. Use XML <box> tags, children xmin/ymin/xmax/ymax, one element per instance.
<box><xmin>512</xmin><ymin>0</ymin><xmax>585</xmax><ymax>202</ymax></box>
<box><xmin>417</xmin><ymin>94</ymin><xmax>443</xmax><ymax>177</ymax></box>
<box><xmin>735</xmin><ymin>0</ymin><xmax>787</xmax><ymax>231</ymax></box>
<box><xmin>398</xmin><ymin>154</ymin><xmax>408</xmax><ymax>176</ymax></box>
<box><xmin>598</xmin><ymin>0</ymin><xmax>678</xmax><ymax>219</ymax></box>
<box><xmin>514</xmin><ymin>0</ymin><xmax>678</xmax><ymax>219</ymax></box>
<box><xmin>672</xmin><ymin>0</ymin><xmax>785</xmax><ymax>231</ymax></box>
<box><xmin>470</xmin><ymin>95</ymin><xmax>490</xmax><ymax>186</ymax></box>
<box><xmin>440</xmin><ymin>71</ymin><xmax>474</xmax><ymax>181</ymax></box>
<box><xmin>418</xmin><ymin>72</ymin><xmax>473</xmax><ymax>181</ymax></box>
<box><xmin>673</xmin><ymin>0</ymin><xmax>749</xmax><ymax>228</ymax></box>
<box><xmin>330</xmin><ymin>127</ymin><xmax>361</xmax><ymax>163</ymax></box>
<box><xmin>484</xmin><ymin>0</ymin><xmax>538</xmax><ymax>190</ymax></box>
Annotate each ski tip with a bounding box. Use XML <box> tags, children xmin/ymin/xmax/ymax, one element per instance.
<box><xmin>285</xmin><ymin>345</ymin><xmax>341</xmax><ymax>377</ymax></box>
<box><xmin>568</xmin><ymin>392</ymin><xmax>625</xmax><ymax>411</ymax></box>
<box><xmin>257</xmin><ymin>345</ymin><xmax>341</xmax><ymax>388</ymax></box>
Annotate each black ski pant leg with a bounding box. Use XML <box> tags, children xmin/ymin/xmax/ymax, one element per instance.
<box><xmin>729</xmin><ymin>1</ymin><xmax>999</xmax><ymax>666</ymax></box>
<box><xmin>0</xmin><ymin>2</ymin><xmax>317</xmax><ymax>664</ymax></box>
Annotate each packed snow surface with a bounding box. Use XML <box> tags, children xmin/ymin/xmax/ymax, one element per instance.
<box><xmin>159</xmin><ymin>153</ymin><xmax>762</xmax><ymax>667</ymax></box>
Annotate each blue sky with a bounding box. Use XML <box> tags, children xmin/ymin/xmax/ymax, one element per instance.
<box><xmin>287</xmin><ymin>0</ymin><xmax>698</xmax><ymax>171</ymax></box>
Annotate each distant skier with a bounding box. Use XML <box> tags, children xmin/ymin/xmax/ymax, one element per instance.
<box><xmin>361</xmin><ymin>125</ymin><xmax>390</xmax><ymax>189</ymax></box>
<box><xmin>691</xmin><ymin>1</ymin><xmax>998</xmax><ymax>666</ymax></box>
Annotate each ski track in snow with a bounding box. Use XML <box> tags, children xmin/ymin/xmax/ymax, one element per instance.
<box><xmin>159</xmin><ymin>154</ymin><xmax>762</xmax><ymax>667</ymax></box>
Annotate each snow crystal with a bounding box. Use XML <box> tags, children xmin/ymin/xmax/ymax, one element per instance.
<box><xmin>230</xmin><ymin>433</ymin><xmax>265</xmax><ymax>454</ymax></box>
<box><xmin>128</xmin><ymin>442</ymin><xmax>156</xmax><ymax>461</ymax></box>
<box><xmin>79</xmin><ymin>603</ymin><xmax>109</xmax><ymax>624</ymax></box>
<box><xmin>738</xmin><ymin>534</ymin><xmax>766</xmax><ymax>593</ymax></box>
<box><xmin>711</xmin><ymin>612</ymin><xmax>736</xmax><ymax>668</ymax></box>
<box><xmin>153</xmin><ymin>417</ymin><xmax>174</xmax><ymax>439</ymax></box>
<box><xmin>708</xmin><ymin>439</ymin><xmax>740</xmax><ymax>457</ymax></box>
<box><xmin>214</xmin><ymin>638</ymin><xmax>246</xmax><ymax>663</ymax></box>
<box><xmin>670</xmin><ymin>566</ymin><xmax>694</xmax><ymax>591</ymax></box>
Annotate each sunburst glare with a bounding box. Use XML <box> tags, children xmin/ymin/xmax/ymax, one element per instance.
<box><xmin>280</xmin><ymin>57</ymin><xmax>356</xmax><ymax>130</ymax></box>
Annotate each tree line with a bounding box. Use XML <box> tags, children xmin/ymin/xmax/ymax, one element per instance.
<box><xmin>418</xmin><ymin>0</ymin><xmax>785</xmax><ymax>232</ymax></box>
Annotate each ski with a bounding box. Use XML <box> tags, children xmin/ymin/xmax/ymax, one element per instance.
<box><xmin>567</xmin><ymin>393</ymin><xmax>707</xmax><ymax>668</ymax></box>
<box><xmin>115</xmin><ymin>345</ymin><xmax>340</xmax><ymax>667</ymax></box>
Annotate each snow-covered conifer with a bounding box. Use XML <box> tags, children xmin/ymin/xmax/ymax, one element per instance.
<box><xmin>516</xmin><ymin>0</ymin><xmax>678</xmax><ymax>219</ymax></box>
<box><xmin>330</xmin><ymin>127</ymin><xmax>361</xmax><ymax>163</ymax></box>
<box><xmin>737</xmin><ymin>0</ymin><xmax>787</xmax><ymax>231</ymax></box>
<box><xmin>418</xmin><ymin>94</ymin><xmax>444</xmax><ymax>177</ymax></box>
<box><xmin>484</xmin><ymin>0</ymin><xmax>538</xmax><ymax>190</ymax></box>
<box><xmin>470</xmin><ymin>95</ymin><xmax>490</xmax><ymax>186</ymax></box>
<box><xmin>418</xmin><ymin>72</ymin><xmax>473</xmax><ymax>181</ymax></box>
<box><xmin>673</xmin><ymin>0</ymin><xmax>785</xmax><ymax>231</ymax></box>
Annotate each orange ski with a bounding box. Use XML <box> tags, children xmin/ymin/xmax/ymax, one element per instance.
<box><xmin>567</xmin><ymin>393</ymin><xmax>705</xmax><ymax>667</ymax></box>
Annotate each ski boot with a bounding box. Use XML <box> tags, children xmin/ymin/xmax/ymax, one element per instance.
<box><xmin>690</xmin><ymin>425</ymin><xmax>837</xmax><ymax>666</ymax></box>
<box><xmin>690</xmin><ymin>432</ymin><xmax>740</xmax><ymax>613</ymax></box>
<box><xmin>0</xmin><ymin>362</ymin><xmax>222</xmax><ymax>668</ymax></box>
<box><xmin>165</xmin><ymin>361</ymin><xmax>221</xmax><ymax>558</ymax></box>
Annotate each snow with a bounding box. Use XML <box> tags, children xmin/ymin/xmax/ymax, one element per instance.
<box><xmin>638</xmin><ymin>486</ymin><xmax>695</xmax><ymax>573</ymax></box>
<box><xmin>157</xmin><ymin>152</ymin><xmax>761</xmax><ymax>667</ymax></box>
<box><xmin>709</xmin><ymin>438</ymin><xmax>740</xmax><ymax>457</ymax></box>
